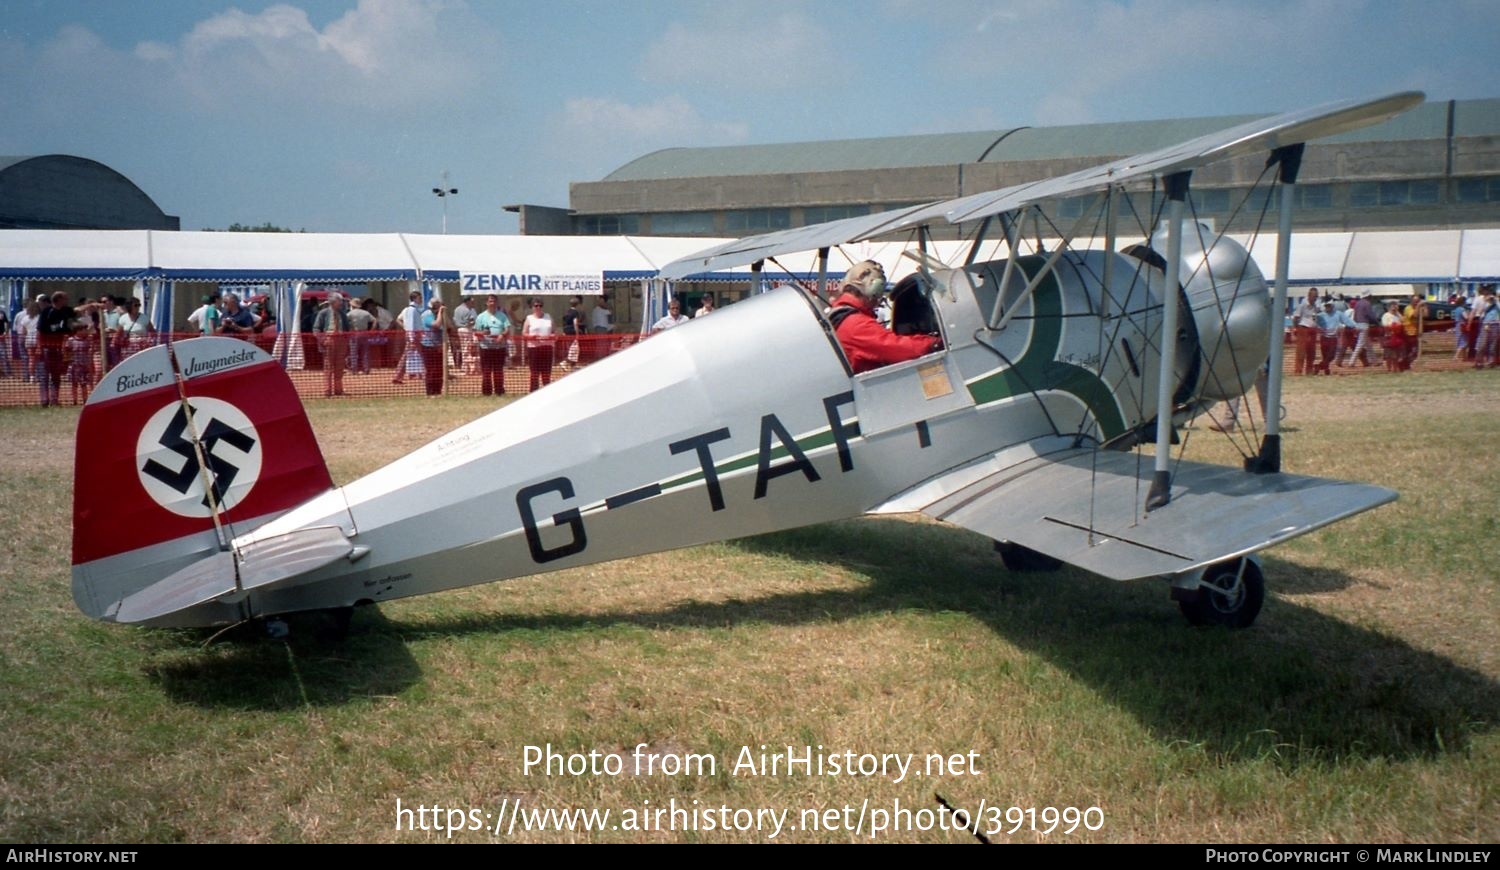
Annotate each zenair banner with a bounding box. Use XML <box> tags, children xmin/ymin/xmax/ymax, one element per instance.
<box><xmin>460</xmin><ymin>271</ymin><xmax>603</xmax><ymax>296</ymax></box>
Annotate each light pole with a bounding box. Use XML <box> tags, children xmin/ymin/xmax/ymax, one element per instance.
<box><xmin>431</xmin><ymin>170</ymin><xmax>458</xmax><ymax>234</ymax></box>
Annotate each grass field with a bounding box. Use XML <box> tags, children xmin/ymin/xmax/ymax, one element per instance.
<box><xmin>1</xmin><ymin>372</ymin><xmax>1496</xmax><ymax>842</ymax></box>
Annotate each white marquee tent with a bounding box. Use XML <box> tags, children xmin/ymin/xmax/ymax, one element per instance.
<box><xmin>4</xmin><ymin>227</ymin><xmax>1498</xmax><ymax>334</ymax></box>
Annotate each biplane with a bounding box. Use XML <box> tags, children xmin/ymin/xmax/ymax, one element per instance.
<box><xmin>71</xmin><ymin>92</ymin><xmax>1421</xmax><ymax>631</ymax></box>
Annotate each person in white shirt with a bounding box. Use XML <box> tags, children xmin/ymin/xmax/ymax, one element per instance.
<box><xmin>187</xmin><ymin>295</ymin><xmax>222</xmax><ymax>336</ymax></box>
<box><xmin>13</xmin><ymin>300</ymin><xmax>40</xmax><ymax>382</ymax></box>
<box><xmin>651</xmin><ymin>299</ymin><xmax>688</xmax><ymax>332</ymax></box>
<box><xmin>1380</xmin><ymin>301</ymin><xmax>1405</xmax><ymax>372</ymax></box>
<box><xmin>1291</xmin><ymin>287</ymin><xmax>1321</xmax><ymax>375</ymax></box>
<box><xmin>522</xmin><ymin>298</ymin><xmax>556</xmax><ymax>392</ymax></box>
<box><xmin>590</xmin><ymin>295</ymin><xmax>613</xmax><ymax>334</ymax></box>
<box><xmin>393</xmin><ymin>290</ymin><xmax>425</xmax><ymax>385</ymax></box>
<box><xmin>586</xmin><ymin>294</ymin><xmax>615</xmax><ymax>365</ymax></box>
<box><xmin>694</xmin><ymin>295</ymin><xmax>715</xmax><ymax>317</ymax></box>
<box><xmin>117</xmin><ymin>298</ymin><xmax>154</xmax><ymax>355</ymax></box>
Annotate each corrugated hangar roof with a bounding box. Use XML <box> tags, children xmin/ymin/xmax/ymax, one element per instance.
<box><xmin>602</xmin><ymin>98</ymin><xmax>1500</xmax><ymax>183</ymax></box>
<box><xmin>0</xmin><ymin>154</ymin><xmax>179</xmax><ymax>230</ymax></box>
<box><xmin>605</xmin><ymin>131</ymin><xmax>1010</xmax><ymax>181</ymax></box>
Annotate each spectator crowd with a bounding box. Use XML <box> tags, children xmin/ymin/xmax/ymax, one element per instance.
<box><xmin>3</xmin><ymin>282</ymin><xmax>1496</xmax><ymax>409</ymax></box>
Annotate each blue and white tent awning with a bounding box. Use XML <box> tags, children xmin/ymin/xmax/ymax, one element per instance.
<box><xmin>1</xmin><ymin>228</ymin><xmax>1498</xmax><ymax>290</ymax></box>
<box><xmin>151</xmin><ymin>232</ymin><xmax>417</xmax><ymax>282</ymax></box>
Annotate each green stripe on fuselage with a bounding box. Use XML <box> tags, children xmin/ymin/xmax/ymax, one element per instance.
<box><xmin>966</xmin><ymin>257</ymin><xmax>1126</xmax><ymax>440</ymax></box>
<box><xmin>659</xmin><ymin>427</ymin><xmax>841</xmax><ymax>492</ymax></box>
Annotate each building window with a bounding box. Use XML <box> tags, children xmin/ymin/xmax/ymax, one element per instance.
<box><xmin>802</xmin><ymin>205</ymin><xmax>869</xmax><ymax>224</ymax></box>
<box><xmin>1409</xmin><ymin>180</ymin><xmax>1440</xmax><ymax>205</ymax></box>
<box><xmin>1189</xmin><ymin>189</ymin><xmax>1229</xmax><ymax>213</ymax></box>
<box><xmin>1456</xmin><ymin>176</ymin><xmax>1500</xmax><ymax>203</ymax></box>
<box><xmin>1351</xmin><ymin>180</ymin><xmax>1443</xmax><ymax>208</ymax></box>
<box><xmin>1379</xmin><ymin>181</ymin><xmax>1410</xmax><ymax>206</ymax></box>
<box><xmin>1296</xmin><ymin>184</ymin><xmax>1333</xmax><ymax>209</ymax></box>
<box><xmin>1056</xmin><ymin>196</ymin><xmax>1090</xmax><ymax>220</ymax></box>
<box><xmin>650</xmin><ymin>212</ymin><xmax>715</xmax><ymax>235</ymax></box>
<box><xmin>725</xmin><ymin>209</ymin><xmax>791</xmax><ymax>232</ymax></box>
<box><xmin>1235</xmin><ymin>186</ymin><xmax>1274</xmax><ymax>215</ymax></box>
<box><xmin>576</xmin><ymin>214</ymin><xmax>640</xmax><ymax>235</ymax></box>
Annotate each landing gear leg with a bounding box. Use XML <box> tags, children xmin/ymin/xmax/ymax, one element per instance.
<box><xmin>1173</xmin><ymin>557</ymin><xmax>1265</xmax><ymax>628</ymax></box>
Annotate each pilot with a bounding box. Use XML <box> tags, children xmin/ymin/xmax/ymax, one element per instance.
<box><xmin>827</xmin><ymin>260</ymin><xmax>941</xmax><ymax>374</ymax></box>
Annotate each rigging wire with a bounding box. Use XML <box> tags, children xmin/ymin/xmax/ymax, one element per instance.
<box><xmin>1169</xmin><ymin>164</ymin><xmax>1280</xmax><ymax>475</ymax></box>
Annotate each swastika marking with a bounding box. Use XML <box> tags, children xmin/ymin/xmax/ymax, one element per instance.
<box><xmin>136</xmin><ymin>398</ymin><xmax>263</xmax><ymax>518</ymax></box>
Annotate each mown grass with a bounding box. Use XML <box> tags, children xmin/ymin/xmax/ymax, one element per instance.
<box><xmin>0</xmin><ymin>373</ymin><xmax>1495</xmax><ymax>842</ymax></box>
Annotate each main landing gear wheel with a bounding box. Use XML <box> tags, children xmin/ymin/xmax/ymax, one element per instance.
<box><xmin>1178</xmin><ymin>558</ymin><xmax>1264</xmax><ymax>628</ymax></box>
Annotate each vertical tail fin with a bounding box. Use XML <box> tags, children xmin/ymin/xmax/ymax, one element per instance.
<box><xmin>72</xmin><ymin>338</ymin><xmax>335</xmax><ymax>622</ymax></box>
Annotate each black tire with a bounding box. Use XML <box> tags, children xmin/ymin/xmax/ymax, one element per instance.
<box><xmin>321</xmin><ymin>606</ymin><xmax>356</xmax><ymax>641</ymax></box>
<box><xmin>1179</xmin><ymin>558</ymin><xmax>1264</xmax><ymax>628</ymax></box>
<box><xmin>994</xmin><ymin>540</ymin><xmax>1063</xmax><ymax>572</ymax></box>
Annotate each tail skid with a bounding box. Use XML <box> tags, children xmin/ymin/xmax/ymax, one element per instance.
<box><xmin>73</xmin><ymin>338</ymin><xmax>337</xmax><ymax>624</ymax></box>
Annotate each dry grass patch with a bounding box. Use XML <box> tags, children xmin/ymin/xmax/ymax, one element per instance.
<box><xmin>1</xmin><ymin>372</ymin><xmax>1497</xmax><ymax>841</ymax></box>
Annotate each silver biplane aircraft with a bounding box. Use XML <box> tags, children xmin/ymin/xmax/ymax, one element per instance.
<box><xmin>72</xmin><ymin>92</ymin><xmax>1422</xmax><ymax>632</ymax></box>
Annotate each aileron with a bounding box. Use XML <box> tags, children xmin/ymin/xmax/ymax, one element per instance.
<box><xmin>915</xmin><ymin>447</ymin><xmax>1396</xmax><ymax>581</ymax></box>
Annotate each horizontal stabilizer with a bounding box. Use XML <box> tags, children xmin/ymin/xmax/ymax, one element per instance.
<box><xmin>113</xmin><ymin>551</ymin><xmax>237</xmax><ymax>624</ymax></box>
<box><xmin>916</xmin><ymin>448</ymin><xmax>1396</xmax><ymax>580</ymax></box>
<box><xmin>111</xmin><ymin>527</ymin><xmax>355</xmax><ymax>624</ymax></box>
<box><xmin>237</xmin><ymin>526</ymin><xmax>355</xmax><ymax>591</ymax></box>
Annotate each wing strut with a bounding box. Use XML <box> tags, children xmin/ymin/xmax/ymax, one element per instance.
<box><xmin>992</xmin><ymin>194</ymin><xmax>1104</xmax><ymax>333</ymax></box>
<box><xmin>1146</xmin><ymin>171</ymin><xmax>1191</xmax><ymax>511</ymax></box>
<box><xmin>1248</xmin><ymin>143</ymin><xmax>1304</xmax><ymax>474</ymax></box>
<box><xmin>986</xmin><ymin>212</ymin><xmax>1023</xmax><ymax>328</ymax></box>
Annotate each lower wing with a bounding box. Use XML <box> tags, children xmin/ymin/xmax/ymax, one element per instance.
<box><xmin>875</xmin><ymin>445</ymin><xmax>1395</xmax><ymax>581</ymax></box>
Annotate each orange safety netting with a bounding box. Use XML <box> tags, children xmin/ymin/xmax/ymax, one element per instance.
<box><xmin>0</xmin><ymin>331</ymin><xmax>646</xmax><ymax>408</ymax></box>
<box><xmin>0</xmin><ymin>327</ymin><xmax>1490</xmax><ymax>410</ymax></box>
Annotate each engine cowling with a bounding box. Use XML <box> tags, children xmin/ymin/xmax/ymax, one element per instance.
<box><xmin>1150</xmin><ymin>222</ymin><xmax>1272</xmax><ymax>402</ymax></box>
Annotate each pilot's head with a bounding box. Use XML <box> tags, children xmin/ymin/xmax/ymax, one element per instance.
<box><xmin>843</xmin><ymin>260</ymin><xmax>887</xmax><ymax>299</ymax></box>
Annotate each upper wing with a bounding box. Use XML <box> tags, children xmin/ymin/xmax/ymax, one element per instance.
<box><xmin>881</xmin><ymin>445</ymin><xmax>1395</xmax><ymax>581</ymax></box>
<box><xmin>657</xmin><ymin>91</ymin><xmax>1424</xmax><ymax>280</ymax></box>
<box><xmin>655</xmin><ymin>202</ymin><xmax>942</xmax><ymax>280</ymax></box>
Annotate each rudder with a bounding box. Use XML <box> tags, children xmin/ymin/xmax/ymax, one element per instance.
<box><xmin>72</xmin><ymin>337</ymin><xmax>335</xmax><ymax>622</ymax></box>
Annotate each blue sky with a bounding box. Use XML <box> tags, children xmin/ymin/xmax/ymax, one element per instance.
<box><xmin>2</xmin><ymin>0</ymin><xmax>1495</xmax><ymax>234</ymax></box>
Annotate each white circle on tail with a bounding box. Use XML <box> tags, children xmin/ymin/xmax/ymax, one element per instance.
<box><xmin>136</xmin><ymin>397</ymin><xmax>263</xmax><ymax>518</ymax></box>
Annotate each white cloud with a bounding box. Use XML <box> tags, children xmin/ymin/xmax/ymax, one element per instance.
<box><xmin>637</xmin><ymin>6</ymin><xmax>840</xmax><ymax>91</ymax></box>
<box><xmin>133</xmin><ymin>41</ymin><xmax>174</xmax><ymax>62</ymax></box>
<box><xmin>11</xmin><ymin>0</ymin><xmax>501</xmax><ymax>121</ymax></box>
<box><xmin>564</xmin><ymin>95</ymin><xmax>750</xmax><ymax>142</ymax></box>
<box><xmin>904</xmin><ymin>0</ymin><xmax>1369</xmax><ymax>125</ymax></box>
<box><xmin>562</xmin><ymin>95</ymin><xmax>749</xmax><ymax>143</ymax></box>
<box><xmin>550</xmin><ymin>95</ymin><xmax>749</xmax><ymax>180</ymax></box>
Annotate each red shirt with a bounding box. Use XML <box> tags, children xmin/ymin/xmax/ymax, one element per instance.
<box><xmin>829</xmin><ymin>291</ymin><xmax>938</xmax><ymax>374</ymax></box>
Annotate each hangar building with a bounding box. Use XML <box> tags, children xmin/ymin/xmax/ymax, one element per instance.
<box><xmin>0</xmin><ymin>154</ymin><xmax>179</xmax><ymax>231</ymax></box>
<box><xmin>511</xmin><ymin>97</ymin><xmax>1500</xmax><ymax>239</ymax></box>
